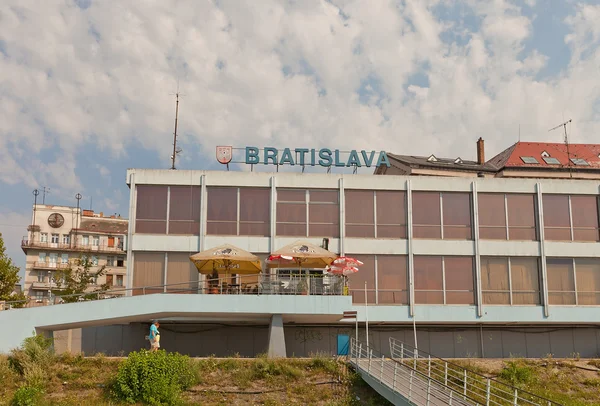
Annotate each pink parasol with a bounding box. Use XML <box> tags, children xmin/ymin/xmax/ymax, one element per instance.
<box><xmin>325</xmin><ymin>264</ymin><xmax>359</xmax><ymax>276</ymax></box>
<box><xmin>332</xmin><ymin>256</ymin><xmax>364</xmax><ymax>267</ymax></box>
<box><xmin>266</xmin><ymin>254</ymin><xmax>295</xmax><ymax>266</ymax></box>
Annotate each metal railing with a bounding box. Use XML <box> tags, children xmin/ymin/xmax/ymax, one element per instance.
<box><xmin>21</xmin><ymin>239</ymin><xmax>125</xmax><ymax>253</ymax></box>
<box><xmin>1</xmin><ymin>273</ymin><xmax>347</xmax><ymax>311</ymax></box>
<box><xmin>389</xmin><ymin>337</ymin><xmax>562</xmax><ymax>406</ymax></box>
<box><xmin>350</xmin><ymin>338</ymin><xmax>475</xmax><ymax>405</ymax></box>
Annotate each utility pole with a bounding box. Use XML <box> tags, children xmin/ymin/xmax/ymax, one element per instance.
<box><xmin>549</xmin><ymin>119</ymin><xmax>572</xmax><ymax>178</ymax></box>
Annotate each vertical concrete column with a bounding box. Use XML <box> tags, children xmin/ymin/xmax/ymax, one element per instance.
<box><xmin>407</xmin><ymin>179</ymin><xmax>415</xmax><ymax>317</ymax></box>
<box><xmin>270</xmin><ymin>176</ymin><xmax>276</xmax><ymax>254</ymax></box>
<box><xmin>267</xmin><ymin>314</ymin><xmax>286</xmax><ymax>358</ymax></box>
<box><xmin>339</xmin><ymin>177</ymin><xmax>345</xmax><ymax>256</ymax></box>
<box><xmin>536</xmin><ymin>182</ymin><xmax>550</xmax><ymax>318</ymax></box>
<box><xmin>472</xmin><ymin>181</ymin><xmax>483</xmax><ymax>318</ymax></box>
<box><xmin>126</xmin><ymin>172</ymin><xmax>136</xmax><ymax>296</ymax></box>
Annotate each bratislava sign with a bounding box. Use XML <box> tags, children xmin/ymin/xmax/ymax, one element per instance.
<box><xmin>244</xmin><ymin>147</ymin><xmax>390</xmax><ymax>168</ymax></box>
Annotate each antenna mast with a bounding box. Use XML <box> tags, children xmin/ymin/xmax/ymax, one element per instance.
<box><xmin>549</xmin><ymin>118</ymin><xmax>572</xmax><ymax>178</ymax></box>
<box><xmin>170</xmin><ymin>91</ymin><xmax>180</xmax><ymax>170</ymax></box>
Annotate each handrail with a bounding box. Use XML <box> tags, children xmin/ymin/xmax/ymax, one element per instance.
<box><xmin>350</xmin><ymin>338</ymin><xmax>476</xmax><ymax>405</ymax></box>
<box><xmin>1</xmin><ymin>273</ymin><xmax>347</xmax><ymax>310</ymax></box>
<box><xmin>389</xmin><ymin>337</ymin><xmax>562</xmax><ymax>406</ymax></box>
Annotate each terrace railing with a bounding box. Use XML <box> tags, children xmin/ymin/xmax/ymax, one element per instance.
<box><xmin>0</xmin><ymin>273</ymin><xmax>347</xmax><ymax>311</ymax></box>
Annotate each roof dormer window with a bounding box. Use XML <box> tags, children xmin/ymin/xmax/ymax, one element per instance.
<box><xmin>454</xmin><ymin>157</ymin><xmax>463</xmax><ymax>164</ymax></box>
<box><xmin>427</xmin><ymin>155</ymin><xmax>438</xmax><ymax>162</ymax></box>
<box><xmin>541</xmin><ymin>151</ymin><xmax>550</xmax><ymax>158</ymax></box>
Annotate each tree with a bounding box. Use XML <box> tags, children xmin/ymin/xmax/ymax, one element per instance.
<box><xmin>51</xmin><ymin>256</ymin><xmax>110</xmax><ymax>303</ymax></box>
<box><xmin>0</xmin><ymin>232</ymin><xmax>28</xmax><ymax>306</ymax></box>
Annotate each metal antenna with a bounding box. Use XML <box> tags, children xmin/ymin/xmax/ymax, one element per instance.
<box><xmin>549</xmin><ymin>118</ymin><xmax>573</xmax><ymax>178</ymax></box>
<box><xmin>75</xmin><ymin>193</ymin><xmax>82</xmax><ymax>248</ymax></box>
<box><xmin>41</xmin><ymin>186</ymin><xmax>50</xmax><ymax>204</ymax></box>
<box><xmin>32</xmin><ymin>189</ymin><xmax>40</xmax><ymax>239</ymax></box>
<box><xmin>170</xmin><ymin>80</ymin><xmax>184</xmax><ymax>170</ymax></box>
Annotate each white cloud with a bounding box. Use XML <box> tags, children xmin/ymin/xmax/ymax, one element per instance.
<box><xmin>0</xmin><ymin>0</ymin><xmax>598</xmax><ymax>191</ymax></box>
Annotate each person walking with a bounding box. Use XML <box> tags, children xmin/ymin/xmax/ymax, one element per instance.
<box><xmin>148</xmin><ymin>320</ymin><xmax>160</xmax><ymax>352</ymax></box>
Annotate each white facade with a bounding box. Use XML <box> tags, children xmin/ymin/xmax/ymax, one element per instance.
<box><xmin>22</xmin><ymin>205</ymin><xmax>128</xmax><ymax>301</ymax></box>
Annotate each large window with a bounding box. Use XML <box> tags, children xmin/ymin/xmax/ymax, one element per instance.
<box><xmin>276</xmin><ymin>189</ymin><xmax>339</xmax><ymax>237</ymax></box>
<box><xmin>480</xmin><ymin>257</ymin><xmax>540</xmax><ymax>305</ymax></box>
<box><xmin>167</xmin><ymin>252</ymin><xmax>199</xmax><ymax>293</ymax></box>
<box><xmin>132</xmin><ymin>252</ymin><xmax>165</xmax><ymax>295</ymax></box>
<box><xmin>169</xmin><ymin>186</ymin><xmax>201</xmax><ymax>235</ymax></box>
<box><xmin>412</xmin><ymin>192</ymin><xmax>472</xmax><ymax>240</ymax></box>
<box><xmin>478</xmin><ymin>193</ymin><xmax>537</xmax><ymax>240</ymax></box>
<box><xmin>377</xmin><ymin>255</ymin><xmax>408</xmax><ymax>304</ymax></box>
<box><xmin>543</xmin><ymin>195</ymin><xmax>599</xmax><ymax>242</ymax></box>
<box><xmin>547</xmin><ymin>258</ymin><xmax>600</xmax><ymax>305</ymax></box>
<box><xmin>414</xmin><ymin>256</ymin><xmax>475</xmax><ymax>304</ymax></box>
<box><xmin>345</xmin><ymin>190</ymin><xmax>407</xmax><ymax>238</ymax></box>
<box><xmin>136</xmin><ymin>185</ymin><xmax>168</xmax><ymax>234</ymax></box>
<box><xmin>207</xmin><ymin>187</ymin><xmax>270</xmax><ymax>236</ymax></box>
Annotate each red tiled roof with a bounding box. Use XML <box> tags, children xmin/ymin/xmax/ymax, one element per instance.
<box><xmin>489</xmin><ymin>142</ymin><xmax>600</xmax><ymax>169</ymax></box>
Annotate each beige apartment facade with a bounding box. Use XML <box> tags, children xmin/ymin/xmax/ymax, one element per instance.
<box><xmin>21</xmin><ymin>205</ymin><xmax>128</xmax><ymax>302</ymax></box>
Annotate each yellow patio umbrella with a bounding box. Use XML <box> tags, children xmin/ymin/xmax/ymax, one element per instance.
<box><xmin>268</xmin><ymin>240</ymin><xmax>337</xmax><ymax>269</ymax></box>
<box><xmin>189</xmin><ymin>244</ymin><xmax>262</xmax><ymax>275</ymax></box>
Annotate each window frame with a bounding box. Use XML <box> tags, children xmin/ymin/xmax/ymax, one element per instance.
<box><xmin>412</xmin><ymin>192</ymin><xmax>473</xmax><ymax>240</ymax></box>
<box><xmin>207</xmin><ymin>187</ymin><xmax>271</xmax><ymax>237</ymax></box>
<box><xmin>275</xmin><ymin>189</ymin><xmax>340</xmax><ymax>238</ymax></box>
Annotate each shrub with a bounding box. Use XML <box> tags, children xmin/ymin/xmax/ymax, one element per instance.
<box><xmin>111</xmin><ymin>350</ymin><xmax>198</xmax><ymax>405</ymax></box>
<box><xmin>10</xmin><ymin>386</ymin><xmax>43</xmax><ymax>406</ymax></box>
<box><xmin>498</xmin><ymin>361</ymin><xmax>533</xmax><ymax>386</ymax></box>
<box><xmin>8</xmin><ymin>334</ymin><xmax>54</xmax><ymax>375</ymax></box>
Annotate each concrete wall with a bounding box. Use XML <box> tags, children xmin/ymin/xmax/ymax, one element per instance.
<box><xmin>54</xmin><ymin>324</ymin><xmax>600</xmax><ymax>359</ymax></box>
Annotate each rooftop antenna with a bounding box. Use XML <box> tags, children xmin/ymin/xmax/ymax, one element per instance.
<box><xmin>549</xmin><ymin>118</ymin><xmax>572</xmax><ymax>178</ymax></box>
<box><xmin>170</xmin><ymin>80</ymin><xmax>184</xmax><ymax>170</ymax></box>
<box><xmin>518</xmin><ymin>124</ymin><xmax>521</xmax><ymax>142</ymax></box>
<box><xmin>41</xmin><ymin>186</ymin><xmax>50</xmax><ymax>204</ymax></box>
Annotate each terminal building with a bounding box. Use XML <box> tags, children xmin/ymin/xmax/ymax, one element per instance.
<box><xmin>108</xmin><ymin>139</ymin><xmax>600</xmax><ymax>359</ymax></box>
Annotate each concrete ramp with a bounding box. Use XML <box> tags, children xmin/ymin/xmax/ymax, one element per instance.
<box><xmin>349</xmin><ymin>339</ymin><xmax>475</xmax><ymax>405</ymax></box>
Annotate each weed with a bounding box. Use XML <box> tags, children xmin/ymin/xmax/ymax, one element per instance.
<box><xmin>582</xmin><ymin>378</ymin><xmax>600</xmax><ymax>388</ymax></box>
<box><xmin>498</xmin><ymin>360</ymin><xmax>534</xmax><ymax>386</ymax></box>
<box><xmin>10</xmin><ymin>385</ymin><xmax>43</xmax><ymax>406</ymax></box>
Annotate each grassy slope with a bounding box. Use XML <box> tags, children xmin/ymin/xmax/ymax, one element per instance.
<box><xmin>0</xmin><ymin>354</ymin><xmax>390</xmax><ymax>406</ymax></box>
<box><xmin>3</xmin><ymin>354</ymin><xmax>600</xmax><ymax>405</ymax></box>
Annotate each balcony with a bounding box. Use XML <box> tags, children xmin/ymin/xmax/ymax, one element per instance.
<box><xmin>31</xmin><ymin>261</ymin><xmax>70</xmax><ymax>270</ymax></box>
<box><xmin>21</xmin><ymin>239</ymin><xmax>125</xmax><ymax>254</ymax></box>
<box><xmin>31</xmin><ymin>281</ymin><xmax>59</xmax><ymax>290</ymax></box>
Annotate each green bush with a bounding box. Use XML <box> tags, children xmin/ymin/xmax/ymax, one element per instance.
<box><xmin>10</xmin><ymin>386</ymin><xmax>43</xmax><ymax>406</ymax></box>
<box><xmin>111</xmin><ymin>350</ymin><xmax>198</xmax><ymax>405</ymax></box>
<box><xmin>499</xmin><ymin>361</ymin><xmax>534</xmax><ymax>385</ymax></box>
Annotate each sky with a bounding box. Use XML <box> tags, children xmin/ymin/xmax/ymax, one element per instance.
<box><xmin>1</xmin><ymin>0</ymin><xmax>599</xmax><ymax>277</ymax></box>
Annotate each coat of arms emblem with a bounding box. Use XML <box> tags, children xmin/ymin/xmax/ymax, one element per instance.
<box><xmin>216</xmin><ymin>146</ymin><xmax>233</xmax><ymax>164</ymax></box>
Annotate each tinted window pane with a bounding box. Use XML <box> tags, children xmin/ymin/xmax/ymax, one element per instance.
<box><xmin>168</xmin><ymin>186</ymin><xmax>201</xmax><ymax>235</ymax></box>
<box><xmin>345</xmin><ymin>190</ymin><xmax>374</xmax><ymax>224</ymax></box>
<box><xmin>571</xmin><ymin>196</ymin><xmax>600</xmax><ymax>242</ymax></box>
<box><xmin>444</xmin><ymin>256</ymin><xmax>475</xmax><ymax>304</ymax></box>
<box><xmin>136</xmin><ymin>185</ymin><xmax>168</xmax><ymax>234</ymax></box>
<box><xmin>239</xmin><ymin>188</ymin><xmax>270</xmax><ymax>222</ymax></box>
<box><xmin>413</xmin><ymin>192</ymin><xmax>441</xmax><ymax>239</ymax></box>
<box><xmin>276</xmin><ymin>223</ymin><xmax>306</xmax><ymax>236</ymax></box>
<box><xmin>207</xmin><ymin>187</ymin><xmax>237</xmax><ymax>235</ymax></box>
<box><xmin>376</xmin><ymin>191</ymin><xmax>407</xmax><ymax>239</ymax></box>
<box><xmin>543</xmin><ymin>195</ymin><xmax>571</xmax><ymax>241</ymax></box>
<box><xmin>414</xmin><ymin>256</ymin><xmax>443</xmax><ymax>304</ymax></box>
<box><xmin>347</xmin><ymin>255</ymin><xmax>376</xmax><ymax>304</ymax></box>
<box><xmin>310</xmin><ymin>190</ymin><xmax>338</xmax><ymax>203</ymax></box>
<box><xmin>547</xmin><ymin>258</ymin><xmax>575</xmax><ymax>305</ymax></box>
<box><xmin>575</xmin><ymin>258</ymin><xmax>600</xmax><ymax>305</ymax></box>
<box><xmin>276</xmin><ymin>203</ymin><xmax>306</xmax><ymax>223</ymax></box>
<box><xmin>510</xmin><ymin>258</ymin><xmax>540</xmax><ymax>305</ymax></box>
<box><xmin>278</xmin><ymin>189</ymin><xmax>306</xmax><ymax>202</ymax></box>
<box><xmin>481</xmin><ymin>257</ymin><xmax>510</xmax><ymax>304</ymax></box>
<box><xmin>377</xmin><ymin>255</ymin><xmax>408</xmax><ymax>304</ymax></box>
<box><xmin>507</xmin><ymin>194</ymin><xmax>537</xmax><ymax>241</ymax></box>
<box><xmin>442</xmin><ymin>193</ymin><xmax>472</xmax><ymax>240</ymax></box>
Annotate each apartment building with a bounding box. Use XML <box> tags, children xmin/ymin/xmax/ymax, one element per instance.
<box><xmin>21</xmin><ymin>205</ymin><xmax>128</xmax><ymax>302</ymax></box>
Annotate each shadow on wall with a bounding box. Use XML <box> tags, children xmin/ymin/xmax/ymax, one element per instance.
<box><xmin>53</xmin><ymin>325</ymin><xmax>600</xmax><ymax>358</ymax></box>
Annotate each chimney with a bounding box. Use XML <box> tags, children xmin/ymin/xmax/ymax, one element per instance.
<box><xmin>477</xmin><ymin>138</ymin><xmax>485</xmax><ymax>165</ymax></box>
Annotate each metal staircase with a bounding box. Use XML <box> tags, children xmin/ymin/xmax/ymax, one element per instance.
<box><xmin>349</xmin><ymin>337</ymin><xmax>562</xmax><ymax>406</ymax></box>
